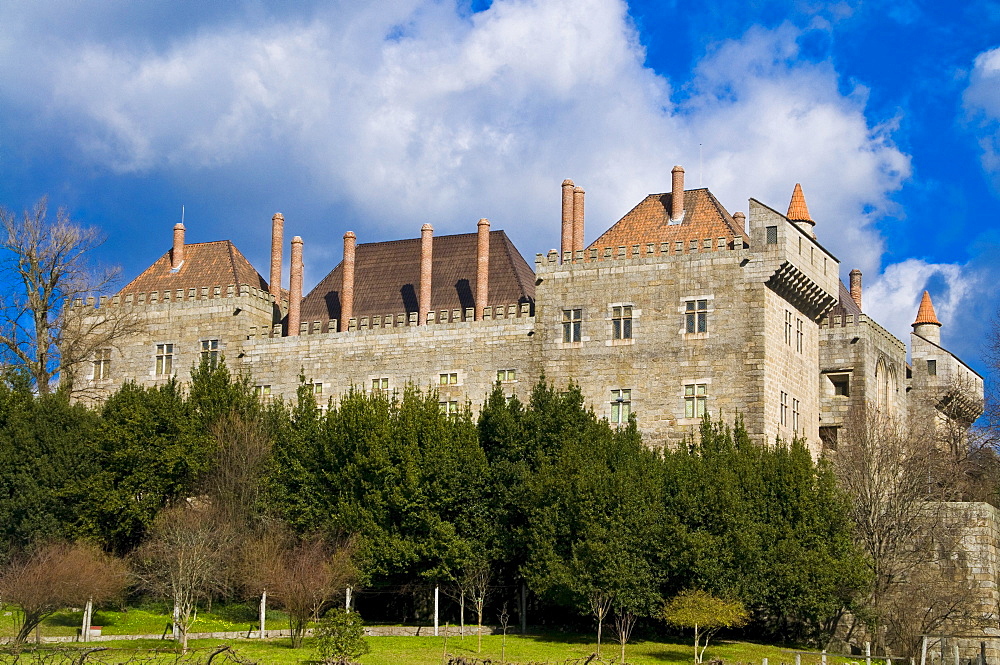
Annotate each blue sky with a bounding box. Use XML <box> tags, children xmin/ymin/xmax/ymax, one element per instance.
<box><xmin>1</xmin><ymin>0</ymin><xmax>998</xmax><ymax>377</ymax></box>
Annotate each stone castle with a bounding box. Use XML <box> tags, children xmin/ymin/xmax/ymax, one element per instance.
<box><xmin>77</xmin><ymin>166</ymin><xmax>984</xmax><ymax>455</ymax></box>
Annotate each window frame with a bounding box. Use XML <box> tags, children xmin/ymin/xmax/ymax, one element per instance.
<box><xmin>93</xmin><ymin>348</ymin><xmax>111</xmax><ymax>381</ymax></box>
<box><xmin>155</xmin><ymin>343</ymin><xmax>174</xmax><ymax>376</ymax></box>
<box><xmin>562</xmin><ymin>308</ymin><xmax>582</xmax><ymax>343</ymax></box>
<box><xmin>610</xmin><ymin>388</ymin><xmax>632</xmax><ymax>424</ymax></box>
<box><xmin>200</xmin><ymin>339</ymin><xmax>220</xmax><ymax>366</ymax></box>
<box><xmin>684</xmin><ymin>383</ymin><xmax>707</xmax><ymax>419</ymax></box>
<box><xmin>685</xmin><ymin>300</ymin><xmax>708</xmax><ymax>334</ymax></box>
<box><xmin>612</xmin><ymin>305</ymin><xmax>633</xmax><ymax>340</ymax></box>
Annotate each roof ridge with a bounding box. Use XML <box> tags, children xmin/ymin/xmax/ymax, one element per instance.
<box><xmin>498</xmin><ymin>230</ymin><xmax>530</xmax><ymax>300</ymax></box>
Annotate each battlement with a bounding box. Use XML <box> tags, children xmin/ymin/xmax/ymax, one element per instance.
<box><xmin>72</xmin><ymin>283</ymin><xmax>278</xmax><ymax>310</ymax></box>
<box><xmin>819</xmin><ymin>312</ymin><xmax>906</xmax><ymax>352</ymax></box>
<box><xmin>246</xmin><ymin>302</ymin><xmax>534</xmax><ymax>339</ymax></box>
<box><xmin>535</xmin><ymin>235</ymin><xmax>747</xmax><ymax>268</ymax></box>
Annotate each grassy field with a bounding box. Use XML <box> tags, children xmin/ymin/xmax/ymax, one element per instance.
<box><xmin>0</xmin><ymin>633</ymin><xmax>838</xmax><ymax>665</ymax></box>
<box><xmin>0</xmin><ymin>602</ymin><xmax>290</xmax><ymax>638</ymax></box>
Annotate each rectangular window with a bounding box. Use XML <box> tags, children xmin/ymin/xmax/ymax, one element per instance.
<box><xmin>784</xmin><ymin>311</ymin><xmax>793</xmax><ymax>345</ymax></box>
<box><xmin>497</xmin><ymin>369</ymin><xmax>516</xmax><ymax>383</ymax></box>
<box><xmin>155</xmin><ymin>343</ymin><xmax>174</xmax><ymax>376</ymax></box>
<box><xmin>200</xmin><ymin>339</ymin><xmax>219</xmax><ymax>366</ymax></box>
<box><xmin>439</xmin><ymin>400</ymin><xmax>459</xmax><ymax>419</ymax></box>
<box><xmin>372</xmin><ymin>377</ymin><xmax>389</xmax><ymax>391</ymax></box>
<box><xmin>927</xmin><ymin>359</ymin><xmax>937</xmax><ymax>376</ymax></box>
<box><xmin>312</xmin><ymin>383</ymin><xmax>323</xmax><ymax>395</ymax></box>
<box><xmin>439</xmin><ymin>372</ymin><xmax>458</xmax><ymax>385</ymax></box>
<box><xmin>610</xmin><ymin>389</ymin><xmax>631</xmax><ymax>424</ymax></box>
<box><xmin>685</xmin><ymin>300</ymin><xmax>708</xmax><ymax>333</ymax></box>
<box><xmin>766</xmin><ymin>226</ymin><xmax>778</xmax><ymax>244</ymax></box>
<box><xmin>829</xmin><ymin>374</ymin><xmax>850</xmax><ymax>397</ymax></box>
<box><xmin>255</xmin><ymin>385</ymin><xmax>271</xmax><ymax>397</ymax></box>
<box><xmin>562</xmin><ymin>308</ymin><xmax>582</xmax><ymax>343</ymax></box>
<box><xmin>93</xmin><ymin>348</ymin><xmax>111</xmax><ymax>380</ymax></box>
<box><xmin>780</xmin><ymin>391</ymin><xmax>788</xmax><ymax>426</ymax></box>
<box><xmin>792</xmin><ymin>398</ymin><xmax>801</xmax><ymax>431</ymax></box>
<box><xmin>612</xmin><ymin>306</ymin><xmax>633</xmax><ymax>340</ymax></box>
<box><xmin>684</xmin><ymin>384</ymin><xmax>707</xmax><ymax>418</ymax></box>
<box><xmin>796</xmin><ymin>318</ymin><xmax>803</xmax><ymax>353</ymax></box>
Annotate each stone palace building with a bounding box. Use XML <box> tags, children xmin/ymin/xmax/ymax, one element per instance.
<box><xmin>77</xmin><ymin>166</ymin><xmax>984</xmax><ymax>455</ymax></box>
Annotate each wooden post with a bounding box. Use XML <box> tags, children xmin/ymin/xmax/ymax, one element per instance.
<box><xmin>796</xmin><ymin>653</ymin><xmax>801</xmax><ymax>665</ymax></box>
<box><xmin>259</xmin><ymin>590</ymin><xmax>267</xmax><ymax>638</ymax></box>
<box><xmin>346</xmin><ymin>586</ymin><xmax>352</xmax><ymax>612</ymax></box>
<box><xmin>434</xmin><ymin>585</ymin><xmax>439</xmax><ymax>637</ymax></box>
<box><xmin>981</xmin><ymin>641</ymin><xmax>987</xmax><ymax>665</ymax></box>
<box><xmin>81</xmin><ymin>598</ymin><xmax>93</xmax><ymax>642</ymax></box>
<box><xmin>867</xmin><ymin>641</ymin><xmax>872</xmax><ymax>665</ymax></box>
<box><xmin>822</xmin><ymin>650</ymin><xmax>827</xmax><ymax>665</ymax></box>
<box><xmin>955</xmin><ymin>644</ymin><xmax>960</xmax><ymax>665</ymax></box>
<box><xmin>921</xmin><ymin>635</ymin><xmax>929</xmax><ymax>665</ymax></box>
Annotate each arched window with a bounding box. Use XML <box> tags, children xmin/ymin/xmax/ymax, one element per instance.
<box><xmin>875</xmin><ymin>358</ymin><xmax>888</xmax><ymax>411</ymax></box>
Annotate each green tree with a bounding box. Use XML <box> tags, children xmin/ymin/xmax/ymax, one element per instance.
<box><xmin>662</xmin><ymin>589</ymin><xmax>749</xmax><ymax>663</ymax></box>
<box><xmin>81</xmin><ymin>380</ymin><xmax>210</xmax><ymax>553</ymax></box>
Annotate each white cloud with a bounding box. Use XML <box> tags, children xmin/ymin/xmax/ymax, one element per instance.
<box><xmin>0</xmin><ymin>1</ymin><xmax>909</xmax><ymax>278</ymax></box>
<box><xmin>866</xmin><ymin>258</ymin><xmax>973</xmax><ymax>344</ymax></box>
<box><xmin>965</xmin><ymin>45</ymin><xmax>1000</xmax><ymax>187</ymax></box>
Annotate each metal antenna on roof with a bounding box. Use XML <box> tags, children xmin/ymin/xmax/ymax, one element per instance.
<box><xmin>181</xmin><ymin>205</ymin><xmax>185</xmax><ymax>226</ymax></box>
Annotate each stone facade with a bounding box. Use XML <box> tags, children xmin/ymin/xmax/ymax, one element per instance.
<box><xmin>75</xmin><ymin>174</ymin><xmax>982</xmax><ymax>457</ymax></box>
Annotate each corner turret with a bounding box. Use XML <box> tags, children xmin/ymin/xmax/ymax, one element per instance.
<box><xmin>912</xmin><ymin>290</ymin><xmax>942</xmax><ymax>345</ymax></box>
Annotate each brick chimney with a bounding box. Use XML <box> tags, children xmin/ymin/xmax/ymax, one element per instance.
<box><xmin>561</xmin><ymin>179</ymin><xmax>574</xmax><ymax>261</ymax></box>
<box><xmin>171</xmin><ymin>223</ymin><xmax>185</xmax><ymax>270</ymax></box>
<box><xmin>341</xmin><ymin>231</ymin><xmax>356</xmax><ymax>332</ymax></box>
<box><xmin>419</xmin><ymin>224</ymin><xmax>433</xmax><ymax>325</ymax></box>
<box><xmin>733</xmin><ymin>211</ymin><xmax>746</xmax><ymax>231</ymax></box>
<box><xmin>849</xmin><ymin>269</ymin><xmax>863</xmax><ymax>310</ymax></box>
<box><xmin>288</xmin><ymin>236</ymin><xmax>303</xmax><ymax>336</ymax></box>
<box><xmin>572</xmin><ymin>186</ymin><xmax>585</xmax><ymax>253</ymax></box>
<box><xmin>476</xmin><ymin>218</ymin><xmax>490</xmax><ymax>320</ymax></box>
<box><xmin>670</xmin><ymin>165</ymin><xmax>685</xmax><ymax>223</ymax></box>
<box><xmin>269</xmin><ymin>213</ymin><xmax>284</xmax><ymax>300</ymax></box>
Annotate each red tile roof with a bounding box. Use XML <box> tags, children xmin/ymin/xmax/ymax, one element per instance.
<box><xmin>914</xmin><ymin>290</ymin><xmax>942</xmax><ymax>326</ymax></box>
<box><xmin>786</xmin><ymin>183</ymin><xmax>813</xmax><ymax>222</ymax></box>
<box><xmin>118</xmin><ymin>241</ymin><xmax>269</xmax><ymax>296</ymax></box>
<box><xmin>587</xmin><ymin>188</ymin><xmax>744</xmax><ymax>249</ymax></box>
<box><xmin>300</xmin><ymin>230</ymin><xmax>534</xmax><ymax>325</ymax></box>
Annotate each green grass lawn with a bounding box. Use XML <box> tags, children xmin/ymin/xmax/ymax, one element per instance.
<box><xmin>0</xmin><ymin>602</ymin><xmax>290</xmax><ymax>639</ymax></box>
<box><xmin>1</xmin><ymin>633</ymin><xmax>848</xmax><ymax>665</ymax></box>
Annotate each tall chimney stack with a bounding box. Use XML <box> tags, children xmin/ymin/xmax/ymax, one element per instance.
<box><xmin>849</xmin><ymin>269</ymin><xmax>863</xmax><ymax>310</ymax></box>
<box><xmin>171</xmin><ymin>223</ymin><xmax>185</xmax><ymax>270</ymax></box>
<box><xmin>288</xmin><ymin>236</ymin><xmax>303</xmax><ymax>336</ymax></box>
<box><xmin>341</xmin><ymin>231</ymin><xmax>356</xmax><ymax>332</ymax></box>
<box><xmin>269</xmin><ymin>213</ymin><xmax>284</xmax><ymax>300</ymax></box>
<box><xmin>572</xmin><ymin>186</ymin><xmax>585</xmax><ymax>253</ymax></box>
<box><xmin>476</xmin><ymin>218</ymin><xmax>490</xmax><ymax>320</ymax></box>
<box><xmin>419</xmin><ymin>224</ymin><xmax>433</xmax><ymax>325</ymax></box>
<box><xmin>561</xmin><ymin>179</ymin><xmax>574</xmax><ymax>261</ymax></box>
<box><xmin>670</xmin><ymin>165</ymin><xmax>685</xmax><ymax>223</ymax></box>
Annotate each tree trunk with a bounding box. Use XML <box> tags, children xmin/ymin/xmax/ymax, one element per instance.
<box><xmin>695</xmin><ymin>623</ymin><xmax>700</xmax><ymax>664</ymax></box>
<box><xmin>461</xmin><ymin>594</ymin><xmax>465</xmax><ymax>638</ymax></box>
<box><xmin>597</xmin><ymin>617</ymin><xmax>602</xmax><ymax>657</ymax></box>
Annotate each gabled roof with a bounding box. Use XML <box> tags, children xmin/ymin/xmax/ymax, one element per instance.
<box><xmin>118</xmin><ymin>241</ymin><xmax>269</xmax><ymax>296</ymax></box>
<box><xmin>587</xmin><ymin>188</ymin><xmax>745</xmax><ymax>250</ymax></box>
<box><xmin>300</xmin><ymin>230</ymin><xmax>534</xmax><ymax>325</ymax></box>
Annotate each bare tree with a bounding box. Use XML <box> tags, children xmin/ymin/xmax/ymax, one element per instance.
<box><xmin>132</xmin><ymin>505</ymin><xmax>234</xmax><ymax>652</ymax></box>
<box><xmin>235</xmin><ymin>521</ymin><xmax>292</xmax><ymax>639</ymax></box>
<box><xmin>0</xmin><ymin>197</ymin><xmax>140</xmax><ymax>395</ymax></box>
<box><xmin>835</xmin><ymin>406</ymin><xmax>989</xmax><ymax>656</ymax></box>
<box><xmin>461</xmin><ymin>561</ymin><xmax>492</xmax><ymax>654</ymax></box>
<box><xmin>202</xmin><ymin>413</ymin><xmax>273</xmax><ymax>526</ymax></box>
<box><xmin>612</xmin><ymin>604</ymin><xmax>638</xmax><ymax>665</ymax></box>
<box><xmin>587</xmin><ymin>590</ymin><xmax>614</xmax><ymax>658</ymax></box>
<box><xmin>0</xmin><ymin>541</ymin><xmax>128</xmax><ymax>644</ymax></box>
<box><xmin>266</xmin><ymin>535</ymin><xmax>358</xmax><ymax>648</ymax></box>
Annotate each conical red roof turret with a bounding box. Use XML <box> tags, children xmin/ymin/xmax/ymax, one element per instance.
<box><xmin>913</xmin><ymin>290</ymin><xmax>942</xmax><ymax>327</ymax></box>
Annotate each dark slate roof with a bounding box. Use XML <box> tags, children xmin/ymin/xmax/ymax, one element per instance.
<box><xmin>300</xmin><ymin>230</ymin><xmax>534</xmax><ymax>325</ymax></box>
<box><xmin>588</xmin><ymin>188</ymin><xmax>745</xmax><ymax>250</ymax></box>
<box><xmin>829</xmin><ymin>281</ymin><xmax>863</xmax><ymax>318</ymax></box>
<box><xmin>118</xmin><ymin>241</ymin><xmax>269</xmax><ymax>296</ymax></box>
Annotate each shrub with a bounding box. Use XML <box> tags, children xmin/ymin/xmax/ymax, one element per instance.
<box><xmin>314</xmin><ymin>608</ymin><xmax>369</xmax><ymax>664</ymax></box>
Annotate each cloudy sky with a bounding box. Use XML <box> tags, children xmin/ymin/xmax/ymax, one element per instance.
<box><xmin>1</xmin><ymin>0</ymin><xmax>998</xmax><ymax>376</ymax></box>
